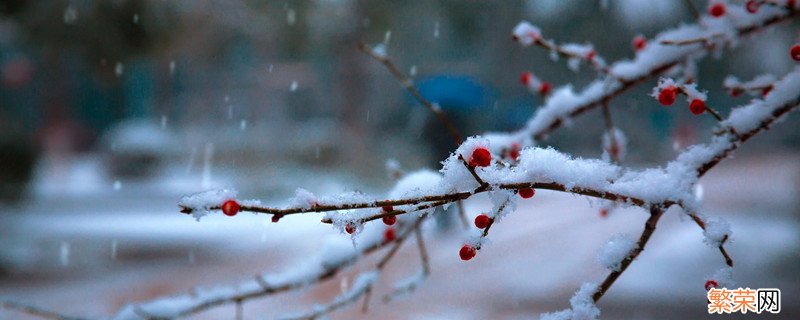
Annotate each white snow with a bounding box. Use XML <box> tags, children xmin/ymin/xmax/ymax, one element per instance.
<box><xmin>177</xmin><ymin>188</ymin><xmax>238</xmax><ymax>220</ymax></box>
<box><xmin>702</xmin><ymin>217</ymin><xmax>731</xmax><ymax>246</ymax></box>
<box><xmin>540</xmin><ymin>282</ymin><xmax>600</xmax><ymax>320</ymax></box>
<box><xmin>597</xmin><ymin>233</ymin><xmax>637</xmax><ymax>271</ymax></box>
<box><xmin>512</xmin><ymin>21</ymin><xmax>541</xmax><ymax>46</ymax></box>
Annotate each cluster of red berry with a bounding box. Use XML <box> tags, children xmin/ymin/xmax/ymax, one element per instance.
<box><xmin>381</xmin><ymin>206</ymin><xmax>396</xmax><ymax>242</ymax></box>
<box><xmin>656</xmin><ymin>85</ymin><xmax>707</xmax><ymax>115</ymax></box>
<box><xmin>520</xmin><ymin>71</ymin><xmax>551</xmax><ymax>96</ymax></box>
<box><xmin>712</xmin><ymin>0</ymin><xmax>796</xmax><ymax>17</ymax></box>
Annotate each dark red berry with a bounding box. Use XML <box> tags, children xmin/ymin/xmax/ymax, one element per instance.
<box><xmin>221</xmin><ymin>200</ymin><xmax>240</xmax><ymax>216</ymax></box>
<box><xmin>519</xmin><ymin>188</ymin><xmax>535</xmax><ymax>199</ymax></box>
<box><xmin>520</xmin><ymin>72</ymin><xmax>533</xmax><ymax>86</ymax></box>
<box><xmin>586</xmin><ymin>50</ymin><xmax>596</xmax><ymax>61</ymax></box>
<box><xmin>474</xmin><ymin>214</ymin><xmax>491</xmax><ymax>229</ymax></box>
<box><xmin>539</xmin><ymin>81</ymin><xmax>551</xmax><ymax>96</ymax></box>
<box><xmin>469</xmin><ymin>148</ymin><xmax>492</xmax><ymax>167</ymax></box>
<box><xmin>709</xmin><ymin>3</ymin><xmax>726</xmax><ymax>17</ymax></box>
<box><xmin>658</xmin><ymin>86</ymin><xmax>677</xmax><ymax>106</ymax></box>
<box><xmin>271</xmin><ymin>213</ymin><xmax>283</xmax><ymax>223</ymax></box>
<box><xmin>762</xmin><ymin>86</ymin><xmax>773</xmax><ymax>97</ymax></box>
<box><xmin>689</xmin><ymin>99</ymin><xmax>706</xmax><ymax>115</ymax></box>
<box><xmin>705</xmin><ymin>279</ymin><xmax>719</xmax><ymax>291</ymax></box>
<box><xmin>459</xmin><ymin>245</ymin><xmax>476</xmax><ymax>261</ymax></box>
<box><xmin>632</xmin><ymin>35</ymin><xmax>646</xmax><ymax>52</ymax></box>
<box><xmin>730</xmin><ymin>88</ymin><xmax>743</xmax><ymax>97</ymax></box>
<box><xmin>791</xmin><ymin>44</ymin><xmax>800</xmax><ymax>61</ymax></box>
<box><xmin>382</xmin><ymin>205</ymin><xmax>393</xmax><ymax>212</ymax></box>
<box><xmin>508</xmin><ymin>143</ymin><xmax>520</xmax><ymax>161</ymax></box>
<box><xmin>384</xmin><ymin>227</ymin><xmax>396</xmax><ymax>242</ymax></box>
<box><xmin>745</xmin><ymin>0</ymin><xmax>760</xmax><ymax>13</ymax></box>
<box><xmin>382</xmin><ymin>215</ymin><xmax>396</xmax><ymax>226</ymax></box>
<box><xmin>599</xmin><ymin>208</ymin><xmax>609</xmax><ymax>218</ymax></box>
<box><xmin>345</xmin><ymin>222</ymin><xmax>357</xmax><ymax>234</ymax></box>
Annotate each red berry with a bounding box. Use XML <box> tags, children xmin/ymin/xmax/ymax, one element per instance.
<box><xmin>705</xmin><ymin>279</ymin><xmax>719</xmax><ymax>291</ymax></box>
<box><xmin>709</xmin><ymin>3</ymin><xmax>726</xmax><ymax>17</ymax></box>
<box><xmin>729</xmin><ymin>88</ymin><xmax>743</xmax><ymax>97</ymax></box>
<box><xmin>221</xmin><ymin>200</ymin><xmax>240</xmax><ymax>216</ymax></box>
<box><xmin>519</xmin><ymin>188</ymin><xmax>535</xmax><ymax>199</ymax></box>
<box><xmin>632</xmin><ymin>35</ymin><xmax>646</xmax><ymax>52</ymax></box>
<box><xmin>689</xmin><ymin>99</ymin><xmax>706</xmax><ymax>115</ymax></box>
<box><xmin>586</xmin><ymin>50</ymin><xmax>596</xmax><ymax>61</ymax></box>
<box><xmin>791</xmin><ymin>44</ymin><xmax>800</xmax><ymax>62</ymax></box>
<box><xmin>539</xmin><ymin>81</ymin><xmax>551</xmax><ymax>96</ymax></box>
<box><xmin>658</xmin><ymin>86</ymin><xmax>677</xmax><ymax>106</ymax></box>
<box><xmin>382</xmin><ymin>215</ymin><xmax>396</xmax><ymax>226</ymax></box>
<box><xmin>599</xmin><ymin>208</ymin><xmax>608</xmax><ymax>218</ymax></box>
<box><xmin>474</xmin><ymin>214</ymin><xmax>491</xmax><ymax>229</ymax></box>
<box><xmin>382</xmin><ymin>205</ymin><xmax>393</xmax><ymax>212</ymax></box>
<box><xmin>520</xmin><ymin>72</ymin><xmax>533</xmax><ymax>86</ymax></box>
<box><xmin>345</xmin><ymin>222</ymin><xmax>357</xmax><ymax>234</ymax></box>
<box><xmin>383</xmin><ymin>227</ymin><xmax>396</xmax><ymax>242</ymax></box>
<box><xmin>745</xmin><ymin>0</ymin><xmax>760</xmax><ymax>13</ymax></box>
<box><xmin>459</xmin><ymin>245</ymin><xmax>476</xmax><ymax>261</ymax></box>
<box><xmin>508</xmin><ymin>143</ymin><xmax>520</xmax><ymax>161</ymax></box>
<box><xmin>469</xmin><ymin>148</ymin><xmax>492</xmax><ymax>167</ymax></box>
<box><xmin>271</xmin><ymin>213</ymin><xmax>283</xmax><ymax>223</ymax></box>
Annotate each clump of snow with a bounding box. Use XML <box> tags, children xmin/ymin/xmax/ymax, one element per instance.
<box><xmin>388</xmin><ymin>170</ymin><xmax>443</xmax><ymax>200</ymax></box>
<box><xmin>707</xmin><ymin>267</ymin><xmax>735</xmax><ymax>289</ymax></box>
<box><xmin>512</xmin><ymin>147</ymin><xmax>621</xmax><ymax>191</ymax></box>
<box><xmin>540</xmin><ymin>282</ymin><xmax>600</xmax><ymax>320</ymax></box>
<box><xmin>178</xmin><ymin>188</ymin><xmax>237</xmax><ymax>220</ymax></box>
<box><xmin>682</xmin><ymin>83</ymin><xmax>707</xmax><ymax>102</ymax></box>
<box><xmin>512</xmin><ymin>21</ymin><xmax>541</xmax><ymax>46</ymax></box>
<box><xmin>439</xmin><ymin>137</ymin><xmax>489</xmax><ymax>191</ymax></box>
<box><xmin>597</xmin><ymin>233</ymin><xmax>637</xmax><ymax>271</ymax></box>
<box><xmin>287</xmin><ymin>188</ymin><xmax>317</xmax><ymax>210</ymax></box>
<box><xmin>650</xmin><ymin>77</ymin><xmax>677</xmax><ymax>99</ymax></box>
<box><xmin>703</xmin><ymin>217</ymin><xmax>731</xmax><ymax>246</ymax></box>
<box><xmin>371</xmin><ymin>43</ymin><xmax>387</xmax><ymax>58</ymax></box>
<box><xmin>723</xmin><ymin>68</ymin><xmax>800</xmax><ymax>133</ymax></box>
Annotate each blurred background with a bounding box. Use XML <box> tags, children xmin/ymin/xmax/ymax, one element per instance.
<box><xmin>0</xmin><ymin>0</ymin><xmax>798</xmax><ymax>319</ymax></box>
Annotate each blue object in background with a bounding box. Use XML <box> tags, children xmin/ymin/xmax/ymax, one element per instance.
<box><xmin>413</xmin><ymin>75</ymin><xmax>490</xmax><ymax>111</ymax></box>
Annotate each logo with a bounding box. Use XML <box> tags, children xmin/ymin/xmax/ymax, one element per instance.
<box><xmin>707</xmin><ymin>288</ymin><xmax>780</xmax><ymax>314</ymax></box>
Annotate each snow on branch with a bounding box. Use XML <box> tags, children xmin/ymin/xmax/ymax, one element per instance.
<box><xmin>498</xmin><ymin>7</ymin><xmax>795</xmax><ymax>146</ymax></box>
<box><xmin>6</xmin><ymin>6</ymin><xmax>799</xmax><ymax>320</ymax></box>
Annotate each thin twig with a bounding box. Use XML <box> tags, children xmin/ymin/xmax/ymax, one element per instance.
<box><xmin>358</xmin><ymin>43</ymin><xmax>463</xmax><ymax>145</ymax></box>
<box><xmin>458</xmin><ymin>154</ymin><xmax>488</xmax><ymax>187</ymax></box>
<box><xmin>593</xmin><ymin>206</ymin><xmax>665</xmax><ymax>302</ymax></box>
<box><xmin>687</xmin><ymin>212</ymin><xmax>734</xmax><ymax>267</ymax></box>
<box><xmin>415</xmin><ymin>226</ymin><xmax>431</xmax><ymax>276</ymax></box>
<box><xmin>601</xmin><ymin>99</ymin><xmax>620</xmax><ymax>163</ymax></box>
<box><xmin>456</xmin><ymin>200</ymin><xmax>469</xmax><ymax>229</ymax></box>
<box><xmin>1</xmin><ymin>301</ymin><xmax>89</xmax><ymax>320</ymax></box>
<box><xmin>533</xmin><ymin>12</ymin><xmax>794</xmax><ymax>141</ymax></box>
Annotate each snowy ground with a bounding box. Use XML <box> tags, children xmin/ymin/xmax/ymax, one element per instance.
<box><xmin>1</xmin><ymin>150</ymin><xmax>798</xmax><ymax>319</ymax></box>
